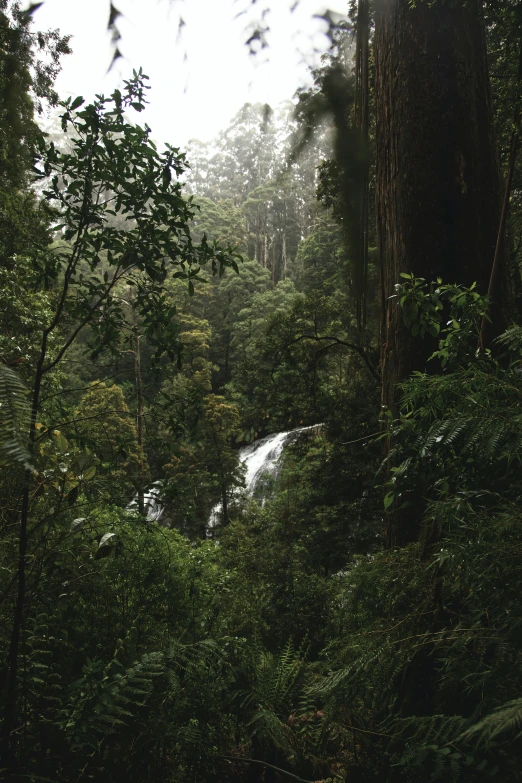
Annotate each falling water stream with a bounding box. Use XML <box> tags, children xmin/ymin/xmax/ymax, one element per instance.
<box><xmin>208</xmin><ymin>423</ymin><xmax>322</xmax><ymax>529</ymax></box>
<box><xmin>132</xmin><ymin>424</ymin><xmax>322</xmax><ymax>528</ymax></box>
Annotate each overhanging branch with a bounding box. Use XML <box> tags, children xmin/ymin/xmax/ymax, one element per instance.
<box><xmin>284</xmin><ymin>333</ymin><xmax>380</xmax><ymax>382</ymax></box>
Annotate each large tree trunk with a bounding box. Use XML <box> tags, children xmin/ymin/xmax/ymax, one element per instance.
<box><xmin>374</xmin><ymin>0</ymin><xmax>504</xmax><ymax>546</ymax></box>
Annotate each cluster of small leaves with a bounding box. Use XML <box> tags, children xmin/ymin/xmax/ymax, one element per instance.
<box><xmin>393</xmin><ymin>274</ymin><xmax>489</xmax><ymax>367</ymax></box>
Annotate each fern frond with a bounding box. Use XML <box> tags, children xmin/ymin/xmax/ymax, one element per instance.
<box><xmin>0</xmin><ymin>364</ymin><xmax>32</xmax><ymax>469</ymax></box>
<box><xmin>458</xmin><ymin>697</ymin><xmax>522</xmax><ymax>745</ymax></box>
<box><xmin>61</xmin><ymin>650</ymin><xmax>165</xmax><ymax>750</ymax></box>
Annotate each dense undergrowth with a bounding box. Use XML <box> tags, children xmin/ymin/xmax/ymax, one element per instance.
<box><xmin>4</xmin><ymin>279</ymin><xmax>522</xmax><ymax>782</ymax></box>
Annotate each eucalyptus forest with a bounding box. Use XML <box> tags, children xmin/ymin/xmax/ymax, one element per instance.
<box><xmin>1</xmin><ymin>0</ymin><xmax>522</xmax><ymax>781</ymax></box>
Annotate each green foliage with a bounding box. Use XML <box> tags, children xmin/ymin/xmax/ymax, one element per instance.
<box><xmin>0</xmin><ymin>0</ymin><xmax>70</xmax><ymax>190</ymax></box>
<box><xmin>394</xmin><ymin>274</ymin><xmax>488</xmax><ymax>366</ymax></box>
<box><xmin>383</xmin><ymin>280</ymin><xmax>522</xmax><ymax>513</ymax></box>
<box><xmin>73</xmin><ymin>381</ymin><xmax>148</xmax><ymax>501</ymax></box>
<box><xmin>33</xmin><ymin>71</ymin><xmax>238</xmax><ymax>368</ymax></box>
<box><xmin>0</xmin><ymin>364</ymin><xmax>31</xmax><ymax>469</ymax></box>
<box><xmin>0</xmin><ymin>503</ymin><xmax>236</xmax><ymax>780</ymax></box>
<box><xmin>60</xmin><ymin>648</ymin><xmax>165</xmax><ymax>753</ymax></box>
<box><xmin>191</xmin><ymin>196</ymin><xmax>248</xmax><ymax>253</ymax></box>
<box><xmin>4</xmin><ymin>4</ymin><xmax>522</xmax><ymax>780</ymax></box>
<box><xmin>296</xmin><ymin>221</ymin><xmax>344</xmax><ymax>295</ymax></box>
<box><xmin>484</xmin><ymin>0</ymin><xmax>522</xmax><ymax>297</ymax></box>
<box><xmin>160</xmin><ymin>388</ymin><xmax>242</xmax><ymax>535</ymax></box>
<box><xmin>237</xmin><ymin>641</ymin><xmax>307</xmax><ymax>761</ymax></box>
<box><xmin>185</xmin><ymin>100</ymin><xmax>329</xmax><ymax>284</ymax></box>
<box><xmin>310</xmin><ymin>281</ymin><xmax>522</xmax><ymax>781</ymax></box>
<box><xmin>0</xmin><ymin>256</ymin><xmax>55</xmax><ymax>375</ymax></box>
<box><xmin>460</xmin><ymin>698</ymin><xmax>522</xmax><ymax>745</ymax></box>
<box><xmin>219</xmin><ymin>511</ymin><xmax>335</xmax><ymax>652</ymax></box>
<box><xmin>228</xmin><ymin>284</ymin><xmax>378</xmax><ymax>435</ymax></box>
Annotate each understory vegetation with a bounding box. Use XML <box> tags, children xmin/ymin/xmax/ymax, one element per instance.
<box><xmin>2</xmin><ymin>1</ymin><xmax>522</xmax><ymax>781</ymax></box>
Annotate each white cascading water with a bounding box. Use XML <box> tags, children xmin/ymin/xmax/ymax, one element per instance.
<box><xmin>241</xmin><ymin>423</ymin><xmax>323</xmax><ymax>497</ymax></box>
<box><xmin>132</xmin><ymin>424</ymin><xmax>322</xmax><ymax>527</ymax></box>
<box><xmin>207</xmin><ymin>423</ymin><xmax>322</xmax><ymax>529</ymax></box>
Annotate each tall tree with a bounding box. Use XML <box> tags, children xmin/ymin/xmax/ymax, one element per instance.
<box><xmin>0</xmin><ymin>1</ymin><xmax>70</xmax><ymax>263</ymax></box>
<box><xmin>374</xmin><ymin>0</ymin><xmax>507</xmax><ymax>545</ymax></box>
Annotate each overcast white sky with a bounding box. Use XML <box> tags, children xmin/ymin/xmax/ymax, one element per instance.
<box><xmin>31</xmin><ymin>0</ymin><xmax>348</xmax><ymax>148</ymax></box>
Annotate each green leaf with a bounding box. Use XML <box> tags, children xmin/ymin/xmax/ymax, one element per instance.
<box><xmin>67</xmin><ymin>485</ymin><xmax>80</xmax><ymax>505</ymax></box>
<box><xmin>384</xmin><ymin>491</ymin><xmax>395</xmax><ymax>510</ymax></box>
<box><xmin>99</xmin><ymin>532</ymin><xmax>116</xmax><ymax>548</ymax></box>
<box><xmin>82</xmin><ymin>465</ymin><xmax>97</xmax><ymax>481</ymax></box>
<box><xmin>0</xmin><ymin>366</ymin><xmax>32</xmax><ymax>470</ymax></box>
<box><xmin>54</xmin><ymin>433</ymin><xmax>69</xmax><ymax>453</ymax></box>
<box><xmin>70</xmin><ymin>96</ymin><xmax>85</xmax><ymax>110</ymax></box>
<box><xmin>70</xmin><ymin>518</ymin><xmax>86</xmax><ymax>533</ymax></box>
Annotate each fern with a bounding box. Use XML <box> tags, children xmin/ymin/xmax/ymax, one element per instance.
<box><xmin>458</xmin><ymin>698</ymin><xmax>522</xmax><ymax>744</ymax></box>
<box><xmin>0</xmin><ymin>364</ymin><xmax>32</xmax><ymax>469</ymax></box>
<box><xmin>383</xmin><ymin>360</ymin><xmax>522</xmax><ymax>524</ymax></box>
<box><xmin>493</xmin><ymin>325</ymin><xmax>522</xmax><ymax>353</ymax></box>
<box><xmin>163</xmin><ymin>637</ymin><xmax>238</xmax><ymax>780</ymax></box>
<box><xmin>23</xmin><ymin>610</ymin><xmax>66</xmax><ymax>760</ymax></box>
<box><xmin>60</xmin><ymin>650</ymin><xmax>165</xmax><ymax>751</ymax></box>
<box><xmin>236</xmin><ymin>641</ymin><xmax>305</xmax><ymax>753</ymax></box>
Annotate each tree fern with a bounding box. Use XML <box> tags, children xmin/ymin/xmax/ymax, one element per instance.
<box><xmin>236</xmin><ymin>640</ymin><xmax>305</xmax><ymax>754</ymax></box>
<box><xmin>384</xmin><ymin>361</ymin><xmax>522</xmax><ymax>519</ymax></box>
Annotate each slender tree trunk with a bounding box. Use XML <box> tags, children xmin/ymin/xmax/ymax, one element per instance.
<box><xmin>355</xmin><ymin>0</ymin><xmax>370</xmax><ymax>333</ymax></box>
<box><xmin>479</xmin><ymin>38</ymin><xmax>522</xmax><ymax>349</ymax></box>
<box><xmin>282</xmin><ymin>233</ymin><xmax>287</xmax><ymax>280</ymax></box>
<box><xmin>224</xmin><ymin>332</ymin><xmax>231</xmax><ymax>384</ymax></box>
<box><xmin>1</xmin><ymin>336</ymin><xmax>47</xmax><ymax>772</ymax></box>
<box><xmin>134</xmin><ymin>332</ymin><xmax>145</xmax><ymax>516</ymax></box>
<box><xmin>374</xmin><ymin>0</ymin><xmax>504</xmax><ymax>546</ymax></box>
<box><xmin>221</xmin><ymin>483</ymin><xmax>229</xmax><ymax>526</ymax></box>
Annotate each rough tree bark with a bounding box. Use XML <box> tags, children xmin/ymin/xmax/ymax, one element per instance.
<box><xmin>374</xmin><ymin>0</ymin><xmax>505</xmax><ymax>546</ymax></box>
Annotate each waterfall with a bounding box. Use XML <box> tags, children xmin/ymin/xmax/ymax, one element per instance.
<box><xmin>240</xmin><ymin>423</ymin><xmax>322</xmax><ymax>498</ymax></box>
<box><xmin>208</xmin><ymin>423</ymin><xmax>322</xmax><ymax>529</ymax></box>
<box><xmin>132</xmin><ymin>424</ymin><xmax>322</xmax><ymax>527</ymax></box>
